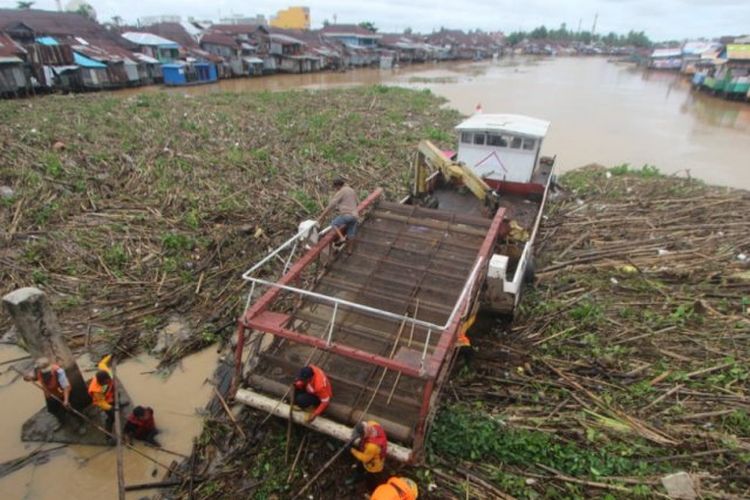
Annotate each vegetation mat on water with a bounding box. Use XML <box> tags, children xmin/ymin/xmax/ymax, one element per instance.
<box><xmin>439</xmin><ymin>165</ymin><xmax>750</xmax><ymax>498</ymax></box>
<box><xmin>0</xmin><ymin>86</ymin><xmax>459</xmax><ymax>362</ymax></box>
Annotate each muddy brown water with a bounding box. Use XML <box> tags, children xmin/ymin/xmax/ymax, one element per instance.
<box><xmin>117</xmin><ymin>57</ymin><xmax>750</xmax><ymax>189</ymax></box>
<box><xmin>0</xmin><ymin>344</ymin><xmax>218</xmax><ymax>499</ymax></box>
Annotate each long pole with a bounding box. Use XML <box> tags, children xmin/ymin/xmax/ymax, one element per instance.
<box><xmin>113</xmin><ymin>359</ymin><xmax>126</xmax><ymax>500</ymax></box>
<box><xmin>292</xmin><ymin>438</ymin><xmax>354</xmax><ymax>499</ymax></box>
<box><xmin>12</xmin><ymin>366</ymin><xmax>187</xmax><ymax>477</ymax></box>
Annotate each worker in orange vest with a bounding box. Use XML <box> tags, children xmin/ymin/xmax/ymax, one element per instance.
<box><xmin>350</xmin><ymin>420</ymin><xmax>388</xmax><ymax>490</ymax></box>
<box><xmin>24</xmin><ymin>357</ymin><xmax>71</xmax><ymax>426</ymax></box>
<box><xmin>371</xmin><ymin>476</ymin><xmax>419</xmax><ymax>500</ymax></box>
<box><xmin>88</xmin><ymin>354</ymin><xmax>116</xmax><ymax>432</ymax></box>
<box><xmin>293</xmin><ymin>365</ymin><xmax>332</xmax><ymax>423</ymax></box>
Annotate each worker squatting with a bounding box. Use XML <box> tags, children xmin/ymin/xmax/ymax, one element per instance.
<box><xmin>294</xmin><ymin>364</ymin><xmax>419</xmax><ymax>499</ymax></box>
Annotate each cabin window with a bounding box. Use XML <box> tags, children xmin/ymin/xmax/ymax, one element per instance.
<box><xmin>487</xmin><ymin>133</ymin><xmax>507</xmax><ymax>147</ymax></box>
<box><xmin>461</xmin><ymin>132</ymin><xmax>473</xmax><ymax>144</ymax></box>
<box><xmin>510</xmin><ymin>136</ymin><xmax>523</xmax><ymax>149</ymax></box>
<box><xmin>473</xmin><ymin>133</ymin><xmax>485</xmax><ymax>145</ymax></box>
<box><xmin>522</xmin><ymin>138</ymin><xmax>536</xmax><ymax>150</ymax></box>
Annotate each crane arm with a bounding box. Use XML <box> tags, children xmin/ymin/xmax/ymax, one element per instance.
<box><xmin>416</xmin><ymin>140</ymin><xmax>492</xmax><ymax>201</ymax></box>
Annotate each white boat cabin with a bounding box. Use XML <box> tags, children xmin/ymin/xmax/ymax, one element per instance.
<box><xmin>455</xmin><ymin>113</ymin><xmax>550</xmax><ymax>185</ymax></box>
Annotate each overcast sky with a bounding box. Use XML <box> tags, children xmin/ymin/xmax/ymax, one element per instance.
<box><xmin>2</xmin><ymin>0</ymin><xmax>748</xmax><ymax>40</ymax></box>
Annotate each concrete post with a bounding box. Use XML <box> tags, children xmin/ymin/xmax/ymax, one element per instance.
<box><xmin>3</xmin><ymin>287</ymin><xmax>91</xmax><ymax>410</ymax></box>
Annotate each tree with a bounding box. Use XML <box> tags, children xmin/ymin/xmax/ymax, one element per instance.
<box><xmin>322</xmin><ymin>19</ymin><xmax>330</xmax><ymax>27</ymax></box>
<box><xmin>506</xmin><ymin>31</ymin><xmax>524</xmax><ymax>46</ymax></box>
<box><xmin>111</xmin><ymin>15</ymin><xmax>123</xmax><ymax>27</ymax></box>
<box><xmin>529</xmin><ymin>25</ymin><xmax>548</xmax><ymax>40</ymax></box>
<box><xmin>358</xmin><ymin>21</ymin><xmax>377</xmax><ymax>33</ymax></box>
<box><xmin>74</xmin><ymin>3</ymin><xmax>96</xmax><ymax>21</ymax></box>
<box><xmin>404</xmin><ymin>27</ymin><xmax>412</xmax><ymax>35</ymax></box>
<box><xmin>16</xmin><ymin>1</ymin><xmax>34</xmax><ymax>8</ymax></box>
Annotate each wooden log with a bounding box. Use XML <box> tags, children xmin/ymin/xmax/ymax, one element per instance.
<box><xmin>247</xmin><ymin>375</ymin><xmax>414</xmax><ymax>442</ymax></box>
<box><xmin>234</xmin><ymin>388</ymin><xmax>412</xmax><ymax>462</ymax></box>
<box><xmin>2</xmin><ymin>287</ymin><xmax>91</xmax><ymax>410</ymax></box>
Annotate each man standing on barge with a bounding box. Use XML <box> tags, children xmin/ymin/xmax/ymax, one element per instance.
<box><xmin>317</xmin><ymin>177</ymin><xmax>359</xmax><ymax>255</ymax></box>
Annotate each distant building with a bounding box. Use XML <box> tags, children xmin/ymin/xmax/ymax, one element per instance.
<box><xmin>219</xmin><ymin>14</ymin><xmax>267</xmax><ymax>26</ymax></box>
<box><xmin>270</xmin><ymin>7</ymin><xmax>310</xmax><ymax>30</ymax></box>
<box><xmin>139</xmin><ymin>15</ymin><xmax>181</xmax><ymax>27</ymax></box>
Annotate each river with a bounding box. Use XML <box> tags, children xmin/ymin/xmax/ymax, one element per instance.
<box><xmin>0</xmin><ymin>345</ymin><xmax>218</xmax><ymax>499</ymax></box>
<box><xmin>118</xmin><ymin>56</ymin><xmax>750</xmax><ymax>189</ymax></box>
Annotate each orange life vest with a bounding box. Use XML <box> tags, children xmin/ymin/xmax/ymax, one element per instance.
<box><xmin>88</xmin><ymin>373</ymin><xmax>115</xmax><ymax>406</ymax></box>
<box><xmin>37</xmin><ymin>364</ymin><xmax>64</xmax><ymax>399</ymax></box>
<box><xmin>302</xmin><ymin>364</ymin><xmax>332</xmax><ymax>402</ymax></box>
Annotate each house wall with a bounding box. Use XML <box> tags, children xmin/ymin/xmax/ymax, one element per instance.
<box><xmin>277</xmin><ymin>56</ymin><xmax>301</xmax><ymax>73</ymax></box>
<box><xmin>81</xmin><ymin>68</ymin><xmax>110</xmax><ymax>89</ymax></box>
<box><xmin>0</xmin><ymin>63</ymin><xmax>28</xmax><ymax>93</ymax></box>
<box><xmin>202</xmin><ymin>43</ymin><xmax>235</xmax><ymax>59</ymax></box>
<box><xmin>327</xmin><ymin>35</ymin><xmax>377</xmax><ymax>47</ymax></box>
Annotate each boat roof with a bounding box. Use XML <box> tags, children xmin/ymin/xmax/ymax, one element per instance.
<box><xmin>455</xmin><ymin>113</ymin><xmax>550</xmax><ymax>138</ymax></box>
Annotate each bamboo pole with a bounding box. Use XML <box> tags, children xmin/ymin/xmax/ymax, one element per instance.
<box><xmin>113</xmin><ymin>358</ymin><xmax>125</xmax><ymax>500</ymax></box>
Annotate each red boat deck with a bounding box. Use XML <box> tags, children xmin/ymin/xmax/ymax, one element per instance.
<box><xmin>237</xmin><ymin>190</ymin><xmax>505</xmax><ymax>454</ymax></box>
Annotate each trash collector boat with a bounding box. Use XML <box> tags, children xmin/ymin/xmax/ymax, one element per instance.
<box><xmin>232</xmin><ymin>113</ymin><xmax>555</xmax><ymax>462</ymax></box>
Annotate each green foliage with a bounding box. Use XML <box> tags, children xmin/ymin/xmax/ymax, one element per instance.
<box><xmin>161</xmin><ymin>232</ymin><xmax>195</xmax><ymax>254</ymax></box>
<box><xmin>426</xmin><ymin>127</ymin><xmax>452</xmax><ymax>143</ymax></box>
<box><xmin>291</xmin><ymin>189</ymin><xmax>318</xmax><ymax>214</ymax></box>
<box><xmin>33</xmin><ymin>202</ymin><xmax>59</xmax><ymax>225</ymax></box>
<box><xmin>569</xmin><ymin>301</ymin><xmax>603</xmax><ymax>324</ymax></box>
<box><xmin>429</xmin><ymin>404</ymin><xmax>654</xmax><ymax>478</ymax></box>
<box><xmin>104</xmin><ymin>243</ymin><xmax>128</xmax><ymax>270</ymax></box>
<box><xmin>721</xmin><ymin>410</ymin><xmax>750</xmax><ymax>437</ymax></box>
<box><xmin>506</xmin><ymin>24</ymin><xmax>652</xmax><ymax>47</ymax></box>
<box><xmin>43</xmin><ymin>153</ymin><xmax>63</xmax><ymax>177</ymax></box>
<box><xmin>607</xmin><ymin>163</ymin><xmax>662</xmax><ymax>178</ymax></box>
<box><xmin>707</xmin><ymin>358</ymin><xmax>749</xmax><ymax>388</ymax></box>
<box><xmin>31</xmin><ymin>269</ymin><xmax>48</xmax><ymax>285</ymax></box>
<box><xmin>183</xmin><ymin>208</ymin><xmax>200</xmax><ymax>230</ymax></box>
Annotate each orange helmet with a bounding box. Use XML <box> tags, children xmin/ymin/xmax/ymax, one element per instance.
<box><xmin>370</xmin><ymin>476</ymin><xmax>418</xmax><ymax>500</ymax></box>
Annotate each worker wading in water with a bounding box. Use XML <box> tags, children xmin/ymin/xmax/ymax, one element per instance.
<box><xmin>23</xmin><ymin>357</ymin><xmax>72</xmax><ymax>428</ymax></box>
<box><xmin>370</xmin><ymin>476</ymin><xmax>419</xmax><ymax>500</ymax></box>
<box><xmin>124</xmin><ymin>405</ymin><xmax>159</xmax><ymax>446</ymax></box>
<box><xmin>293</xmin><ymin>365</ymin><xmax>332</xmax><ymax>423</ymax></box>
<box><xmin>317</xmin><ymin>177</ymin><xmax>359</xmax><ymax>255</ymax></box>
<box><xmin>88</xmin><ymin>354</ymin><xmax>116</xmax><ymax>433</ymax></box>
<box><xmin>350</xmin><ymin>420</ymin><xmax>388</xmax><ymax>491</ymax></box>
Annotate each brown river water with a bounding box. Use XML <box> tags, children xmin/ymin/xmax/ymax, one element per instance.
<box><xmin>0</xmin><ymin>344</ymin><xmax>218</xmax><ymax>499</ymax></box>
<box><xmin>119</xmin><ymin>56</ymin><xmax>750</xmax><ymax>189</ymax></box>
<box><xmin>2</xmin><ymin>56</ymin><xmax>749</xmax><ymax>499</ymax></box>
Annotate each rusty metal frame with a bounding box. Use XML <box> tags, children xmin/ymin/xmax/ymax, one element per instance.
<box><xmin>231</xmin><ymin>187</ymin><xmax>508</xmax><ymax>460</ymax></box>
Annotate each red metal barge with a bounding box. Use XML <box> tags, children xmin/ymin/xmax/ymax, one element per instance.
<box><xmin>232</xmin><ymin>114</ymin><xmax>554</xmax><ymax>462</ymax></box>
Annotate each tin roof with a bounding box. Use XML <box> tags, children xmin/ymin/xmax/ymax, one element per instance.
<box><xmin>726</xmin><ymin>44</ymin><xmax>750</xmax><ymax>60</ymax></box>
<box><xmin>121</xmin><ymin>31</ymin><xmax>179</xmax><ymax>48</ymax></box>
<box><xmin>270</xmin><ymin>33</ymin><xmax>305</xmax><ymax>45</ymax></box>
<box><xmin>134</xmin><ymin>22</ymin><xmax>200</xmax><ymax>49</ymax></box>
<box><xmin>0</xmin><ymin>32</ymin><xmax>25</xmax><ymax>58</ymax></box>
<box><xmin>455</xmin><ymin>113</ymin><xmax>550</xmax><ymax>138</ymax></box>
<box><xmin>208</xmin><ymin>23</ymin><xmax>267</xmax><ymax>36</ymax></box>
<box><xmin>320</xmin><ymin>24</ymin><xmax>381</xmax><ymax>38</ymax></box>
<box><xmin>651</xmin><ymin>48</ymin><xmax>682</xmax><ymax>58</ymax></box>
<box><xmin>0</xmin><ymin>8</ymin><xmax>111</xmax><ymax>38</ymax></box>
<box><xmin>200</xmin><ymin>32</ymin><xmax>238</xmax><ymax>48</ymax></box>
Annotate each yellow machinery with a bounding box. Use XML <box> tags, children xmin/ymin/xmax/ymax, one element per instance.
<box><xmin>413</xmin><ymin>140</ymin><xmax>500</xmax><ymax>212</ymax></box>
